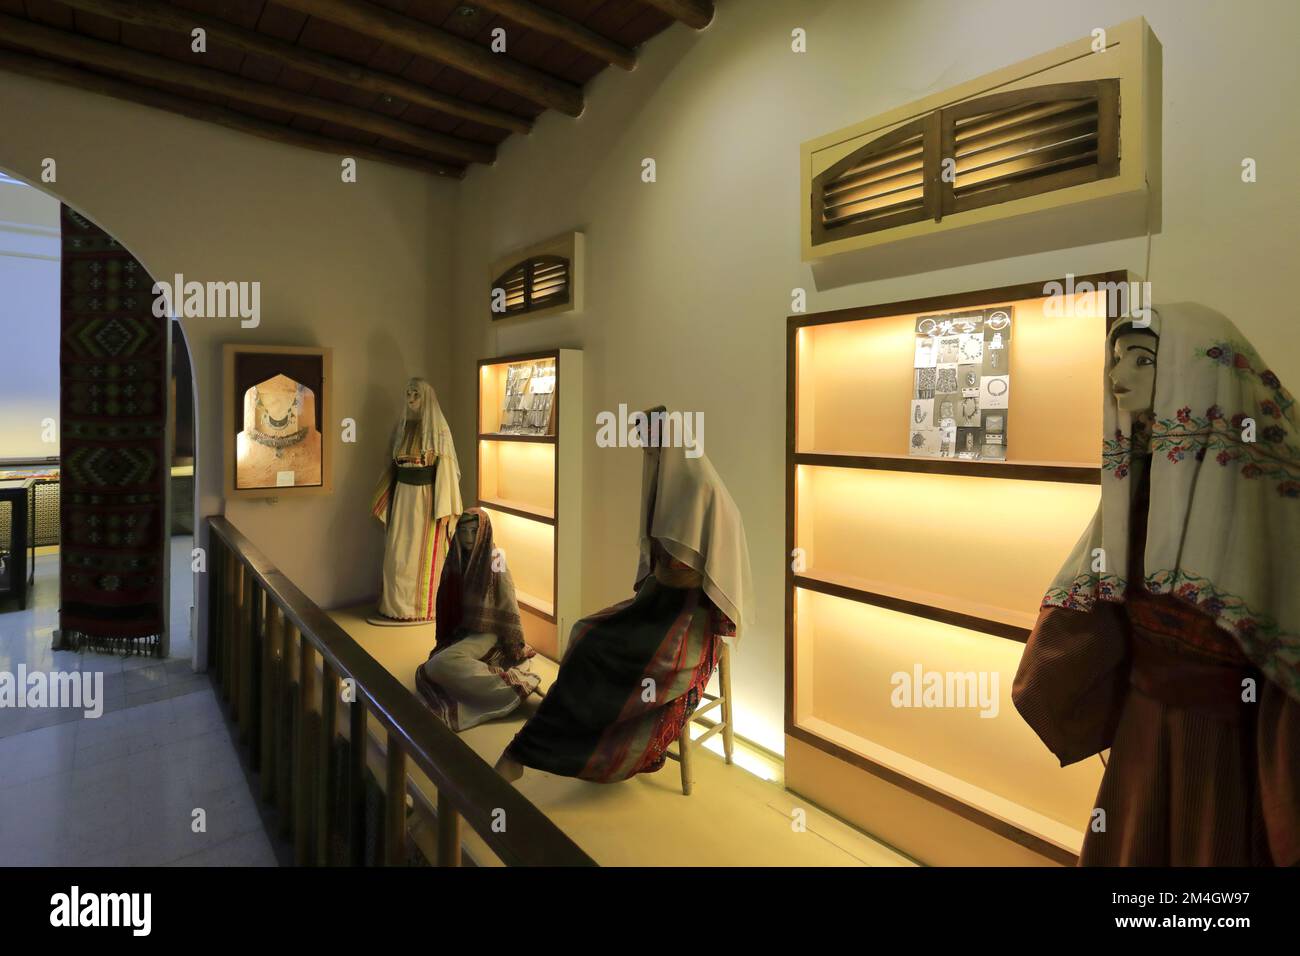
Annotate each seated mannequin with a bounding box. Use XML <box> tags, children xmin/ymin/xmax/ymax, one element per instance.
<box><xmin>415</xmin><ymin>509</ymin><xmax>539</xmax><ymax>730</ymax></box>
<box><xmin>497</xmin><ymin>437</ymin><xmax>752</xmax><ymax>783</ymax></box>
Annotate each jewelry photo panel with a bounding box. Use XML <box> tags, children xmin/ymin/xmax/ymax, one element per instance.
<box><xmin>223</xmin><ymin>344</ymin><xmax>333</xmax><ymax>498</ymax></box>
<box><xmin>499</xmin><ymin>357</ymin><xmax>557</xmax><ymax>435</ymax></box>
<box><xmin>908</xmin><ymin>307</ymin><xmax>1012</xmax><ymax>460</ymax></box>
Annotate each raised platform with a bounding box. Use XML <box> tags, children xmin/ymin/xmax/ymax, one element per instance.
<box><xmin>329</xmin><ymin>604</ymin><xmax>911</xmax><ymax>867</ymax></box>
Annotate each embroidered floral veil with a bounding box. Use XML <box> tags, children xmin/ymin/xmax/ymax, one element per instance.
<box><xmin>1043</xmin><ymin>303</ymin><xmax>1300</xmax><ymax>700</ymax></box>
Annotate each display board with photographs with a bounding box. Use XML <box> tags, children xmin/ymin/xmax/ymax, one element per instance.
<box><xmin>909</xmin><ymin>307</ymin><xmax>1012</xmax><ymax>460</ymax></box>
<box><xmin>223</xmin><ymin>344</ymin><xmax>333</xmax><ymax>497</ymax></box>
<box><xmin>499</xmin><ymin>358</ymin><xmax>557</xmax><ymax>435</ymax></box>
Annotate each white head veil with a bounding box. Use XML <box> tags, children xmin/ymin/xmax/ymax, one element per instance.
<box><xmin>634</xmin><ymin>426</ymin><xmax>754</xmax><ymax>636</ymax></box>
<box><xmin>1043</xmin><ymin>303</ymin><xmax>1300</xmax><ymax>700</ymax></box>
<box><xmin>390</xmin><ymin>377</ymin><xmax>462</xmax><ymax>521</ymax></box>
<box><xmin>393</xmin><ymin>378</ymin><xmax>454</xmax><ymax>459</ymax></box>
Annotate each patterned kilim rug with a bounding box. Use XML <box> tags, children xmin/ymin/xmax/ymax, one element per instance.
<box><xmin>58</xmin><ymin>206</ymin><xmax>166</xmax><ymax>656</ymax></box>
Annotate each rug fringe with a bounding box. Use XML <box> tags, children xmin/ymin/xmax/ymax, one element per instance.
<box><xmin>61</xmin><ymin>630</ymin><xmax>163</xmax><ymax>659</ymax></box>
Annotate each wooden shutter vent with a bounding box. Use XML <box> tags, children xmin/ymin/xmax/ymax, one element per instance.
<box><xmin>812</xmin><ymin>116</ymin><xmax>936</xmax><ymax>245</ymax></box>
<box><xmin>492</xmin><ymin>254</ymin><xmax>571</xmax><ymax>320</ymax></box>
<box><xmin>812</xmin><ymin>80</ymin><xmax>1119</xmax><ymax>248</ymax></box>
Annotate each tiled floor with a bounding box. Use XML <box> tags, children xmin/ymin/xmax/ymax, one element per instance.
<box><xmin>0</xmin><ymin>545</ymin><xmax>277</xmax><ymax>866</ymax></box>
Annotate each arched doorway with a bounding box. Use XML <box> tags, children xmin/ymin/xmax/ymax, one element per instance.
<box><xmin>0</xmin><ymin>166</ymin><xmax>200</xmax><ymax>664</ymax></box>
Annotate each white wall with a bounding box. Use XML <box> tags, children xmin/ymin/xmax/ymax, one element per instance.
<box><xmin>0</xmin><ymin>74</ymin><xmax>459</xmax><ymax>662</ymax></box>
<box><xmin>447</xmin><ymin>0</ymin><xmax>1300</xmax><ymax>754</ymax></box>
<box><xmin>0</xmin><ymin>181</ymin><xmax>60</xmax><ymax>460</ymax></box>
<box><xmin>0</xmin><ymin>0</ymin><xmax>1294</xmax><ymax>730</ymax></box>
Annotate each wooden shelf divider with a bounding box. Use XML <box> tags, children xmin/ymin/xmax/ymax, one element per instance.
<box><xmin>794</xmin><ymin>451</ymin><xmax>1099</xmax><ymax>485</ymax></box>
<box><xmin>793</xmin><ymin>573</ymin><xmax>1031</xmax><ymax>643</ymax></box>
<box><xmin>480</xmin><ymin>498</ymin><xmax>555</xmax><ymax>526</ymax></box>
<box><xmin>478</xmin><ymin>433</ymin><xmax>557</xmax><ymax>444</ymax></box>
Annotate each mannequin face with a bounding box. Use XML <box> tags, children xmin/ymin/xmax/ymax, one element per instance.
<box><xmin>406</xmin><ymin>384</ymin><xmax>423</xmax><ymax>416</ymax></box>
<box><xmin>456</xmin><ymin>513</ymin><xmax>479</xmax><ymax>551</ymax></box>
<box><xmin>1109</xmin><ymin>332</ymin><xmax>1158</xmax><ymax>415</ymax></box>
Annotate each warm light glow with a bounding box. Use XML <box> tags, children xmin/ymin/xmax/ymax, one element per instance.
<box><xmin>797</xmin><ymin>466</ymin><xmax>1098</xmax><ymax>628</ymax></box>
<box><xmin>481</xmin><ymin>507</ymin><xmax>553</xmax><ymax>614</ymax></box>
<box><xmin>479</xmin><ymin>440</ymin><xmax>555</xmax><ymax>518</ymax></box>
<box><xmin>796</xmin><ymin>291</ymin><xmax>1107</xmax><ymax>463</ymax></box>
<box><xmin>795</xmin><ymin>587</ymin><xmax>1101</xmax><ymax>833</ymax></box>
<box><xmin>479</xmin><ymin>357</ymin><xmax>556</xmax><ymax>435</ymax></box>
<box><xmin>693</xmin><ymin>731</ymin><xmax>780</xmax><ymax>783</ymax></box>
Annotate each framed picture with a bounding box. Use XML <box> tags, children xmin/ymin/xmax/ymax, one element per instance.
<box><xmin>908</xmin><ymin>307</ymin><xmax>1012</xmax><ymax>459</ymax></box>
<box><xmin>222</xmin><ymin>344</ymin><xmax>333</xmax><ymax>499</ymax></box>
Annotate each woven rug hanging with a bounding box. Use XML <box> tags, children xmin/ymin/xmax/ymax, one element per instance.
<box><xmin>57</xmin><ymin>205</ymin><xmax>166</xmax><ymax>656</ymax></box>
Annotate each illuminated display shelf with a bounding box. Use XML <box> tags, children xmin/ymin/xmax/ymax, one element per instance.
<box><xmin>477</xmin><ymin>349</ymin><xmax>582</xmax><ymax>660</ymax></box>
<box><xmin>785</xmin><ymin>273</ymin><xmax>1130</xmax><ymax>866</ymax></box>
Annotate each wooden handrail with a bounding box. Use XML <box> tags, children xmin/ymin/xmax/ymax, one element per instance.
<box><xmin>205</xmin><ymin>515</ymin><xmax>595</xmax><ymax>867</ymax></box>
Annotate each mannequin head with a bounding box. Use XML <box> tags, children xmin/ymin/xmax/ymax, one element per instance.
<box><xmin>405</xmin><ymin>380</ymin><xmax>423</xmax><ymax>418</ymax></box>
<box><xmin>455</xmin><ymin>511</ymin><xmax>480</xmax><ymax>552</ymax></box>
<box><xmin>1109</xmin><ymin>326</ymin><xmax>1159</xmax><ymax>415</ymax></box>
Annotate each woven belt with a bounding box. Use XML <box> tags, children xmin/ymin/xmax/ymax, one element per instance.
<box><xmin>394</xmin><ymin>465</ymin><xmax>436</xmax><ymax>486</ymax></box>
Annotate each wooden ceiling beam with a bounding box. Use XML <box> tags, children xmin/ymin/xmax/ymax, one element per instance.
<box><xmin>0</xmin><ymin>47</ymin><xmax>464</xmax><ymax>177</ymax></box>
<box><xmin>470</xmin><ymin>0</ymin><xmax>637</xmax><ymax>70</ymax></box>
<box><xmin>640</xmin><ymin>0</ymin><xmax>715</xmax><ymax>30</ymax></box>
<box><xmin>0</xmin><ymin>12</ymin><xmax>494</xmax><ymax>165</ymax></box>
<box><xmin>55</xmin><ymin>0</ymin><xmax>532</xmax><ymax>134</ymax></box>
<box><xmin>277</xmin><ymin>0</ymin><xmax>584</xmax><ymax>117</ymax></box>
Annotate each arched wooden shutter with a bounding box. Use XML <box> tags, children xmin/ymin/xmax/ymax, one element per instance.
<box><xmin>940</xmin><ymin>79</ymin><xmax>1119</xmax><ymax>216</ymax></box>
<box><xmin>811</xmin><ymin>115</ymin><xmax>938</xmax><ymax>246</ymax></box>
<box><xmin>810</xmin><ymin>79</ymin><xmax>1119</xmax><ymax>248</ymax></box>
<box><xmin>491</xmin><ymin>254</ymin><xmax>571</xmax><ymax>319</ymax></box>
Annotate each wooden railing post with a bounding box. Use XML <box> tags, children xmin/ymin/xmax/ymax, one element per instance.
<box><xmin>234</xmin><ymin>561</ymin><xmax>247</xmax><ymax>718</ymax></box>
<box><xmin>317</xmin><ymin>663</ymin><xmax>339</xmax><ymax>865</ymax></box>
<box><xmin>221</xmin><ymin>551</ymin><xmax>237</xmax><ymax>702</ymax></box>
<box><xmin>437</xmin><ymin>790</ymin><xmax>461</xmax><ymax>867</ymax></box>
<box><xmin>276</xmin><ymin>607</ymin><xmax>293</xmax><ymax>839</ymax></box>
<box><xmin>238</xmin><ymin>574</ymin><xmax>256</xmax><ymax>744</ymax></box>
<box><xmin>207</xmin><ymin>536</ymin><xmax>221</xmax><ymax>674</ymax></box>
<box><xmin>259</xmin><ymin>600</ymin><xmax>279</xmax><ymax>803</ymax></box>
<box><xmin>348</xmin><ymin>699</ymin><xmax>367</xmax><ymax>866</ymax></box>
<box><xmin>294</xmin><ymin>625</ymin><xmax>314</xmax><ymax>866</ymax></box>
<box><xmin>384</xmin><ymin>736</ymin><xmax>406</xmax><ymax>866</ymax></box>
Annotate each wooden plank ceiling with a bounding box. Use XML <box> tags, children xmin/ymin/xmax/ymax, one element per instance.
<box><xmin>0</xmin><ymin>0</ymin><xmax>716</xmax><ymax>178</ymax></box>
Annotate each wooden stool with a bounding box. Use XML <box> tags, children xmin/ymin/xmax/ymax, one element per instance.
<box><xmin>666</xmin><ymin>639</ymin><xmax>734</xmax><ymax>795</ymax></box>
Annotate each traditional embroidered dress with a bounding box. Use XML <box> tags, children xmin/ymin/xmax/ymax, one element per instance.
<box><xmin>370</xmin><ymin>379</ymin><xmax>462</xmax><ymax>622</ymax></box>
<box><xmin>504</xmin><ymin>437</ymin><xmax>753</xmax><ymax>782</ymax></box>
<box><xmin>1013</xmin><ymin>304</ymin><xmax>1300</xmax><ymax>866</ymax></box>
<box><xmin>416</xmin><ymin>509</ymin><xmax>539</xmax><ymax>730</ymax></box>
